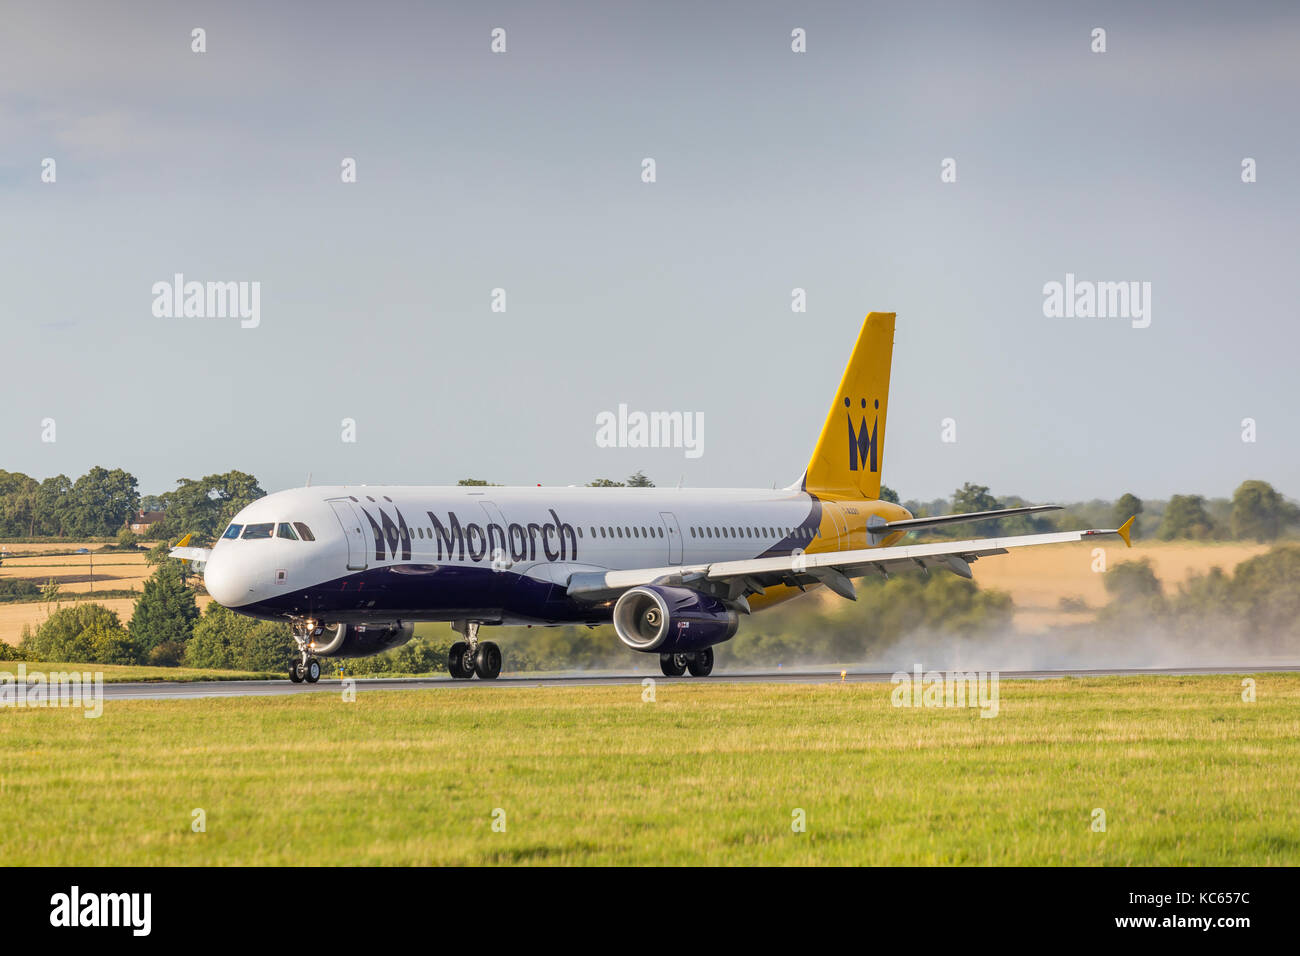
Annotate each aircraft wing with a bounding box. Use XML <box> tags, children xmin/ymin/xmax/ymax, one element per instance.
<box><xmin>565</xmin><ymin>518</ymin><xmax>1134</xmax><ymax>604</ymax></box>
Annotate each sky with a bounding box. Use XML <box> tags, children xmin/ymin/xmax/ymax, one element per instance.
<box><xmin>2</xmin><ymin>0</ymin><xmax>1297</xmax><ymax>503</ymax></box>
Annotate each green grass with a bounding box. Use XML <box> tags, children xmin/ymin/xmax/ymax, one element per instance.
<box><xmin>0</xmin><ymin>660</ymin><xmax>276</xmax><ymax>682</ymax></box>
<box><xmin>2</xmin><ymin>674</ymin><xmax>1298</xmax><ymax>865</ymax></box>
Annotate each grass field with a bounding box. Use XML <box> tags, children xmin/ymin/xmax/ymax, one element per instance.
<box><xmin>2</xmin><ymin>673</ymin><xmax>1297</xmax><ymax>865</ymax></box>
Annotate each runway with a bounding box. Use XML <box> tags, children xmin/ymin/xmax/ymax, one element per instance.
<box><xmin>95</xmin><ymin>664</ymin><xmax>1300</xmax><ymax>701</ymax></box>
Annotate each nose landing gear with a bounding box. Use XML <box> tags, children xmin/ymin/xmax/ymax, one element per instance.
<box><xmin>290</xmin><ymin>620</ymin><xmax>322</xmax><ymax>684</ymax></box>
<box><xmin>449</xmin><ymin>620</ymin><xmax>502</xmax><ymax>680</ymax></box>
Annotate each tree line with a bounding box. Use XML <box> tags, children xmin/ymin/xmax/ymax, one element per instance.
<box><xmin>900</xmin><ymin>479</ymin><xmax>1299</xmax><ymax>543</ymax></box>
<box><xmin>0</xmin><ymin>468</ymin><xmax>264</xmax><ymax>542</ymax></box>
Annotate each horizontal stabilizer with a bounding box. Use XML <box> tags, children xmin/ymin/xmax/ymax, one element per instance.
<box><xmin>879</xmin><ymin>504</ymin><xmax>1062</xmax><ymax>534</ymax></box>
<box><xmin>169</xmin><ymin>546</ymin><xmax>212</xmax><ymax>564</ymax></box>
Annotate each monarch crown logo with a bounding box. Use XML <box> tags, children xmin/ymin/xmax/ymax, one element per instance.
<box><xmin>846</xmin><ymin>396</ymin><xmax>879</xmax><ymax>473</ymax></box>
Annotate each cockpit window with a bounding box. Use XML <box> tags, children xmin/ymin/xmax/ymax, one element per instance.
<box><xmin>222</xmin><ymin>524</ymin><xmax>243</xmax><ymax>540</ymax></box>
<box><xmin>293</xmin><ymin>522</ymin><xmax>316</xmax><ymax>541</ymax></box>
<box><xmin>276</xmin><ymin>522</ymin><xmax>299</xmax><ymax>541</ymax></box>
<box><xmin>242</xmin><ymin>523</ymin><xmax>275</xmax><ymax>540</ymax></box>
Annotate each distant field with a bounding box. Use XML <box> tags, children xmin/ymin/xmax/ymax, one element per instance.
<box><xmin>3</xmin><ymin>674</ymin><xmax>1297</xmax><ymax>865</ymax></box>
<box><xmin>942</xmin><ymin>539</ymin><xmax>1271</xmax><ymax>632</ymax></box>
<box><xmin>0</xmin><ymin>548</ymin><xmax>154</xmax><ymax>595</ymax></box>
<box><xmin>0</xmin><ymin>541</ymin><xmax>116</xmax><ymax>554</ymax></box>
<box><xmin>0</xmin><ymin>539</ymin><xmax>208</xmax><ymax>644</ymax></box>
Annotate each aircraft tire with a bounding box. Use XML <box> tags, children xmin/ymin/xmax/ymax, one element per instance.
<box><xmin>660</xmin><ymin>653</ymin><xmax>687</xmax><ymax>677</ymax></box>
<box><xmin>448</xmin><ymin>641</ymin><xmax>471</xmax><ymax>679</ymax></box>
<box><xmin>473</xmin><ymin>641</ymin><xmax>502</xmax><ymax>680</ymax></box>
<box><xmin>686</xmin><ymin>648</ymin><xmax>714</xmax><ymax>678</ymax></box>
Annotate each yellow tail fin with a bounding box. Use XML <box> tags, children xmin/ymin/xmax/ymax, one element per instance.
<box><xmin>804</xmin><ymin>312</ymin><xmax>896</xmax><ymax>500</ymax></box>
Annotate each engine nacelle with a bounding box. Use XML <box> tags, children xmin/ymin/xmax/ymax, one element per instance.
<box><xmin>312</xmin><ymin>622</ymin><xmax>415</xmax><ymax>658</ymax></box>
<box><xmin>612</xmin><ymin>586</ymin><xmax>739</xmax><ymax>653</ymax></box>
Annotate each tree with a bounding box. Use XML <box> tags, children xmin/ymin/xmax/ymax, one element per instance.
<box><xmin>952</xmin><ymin>482</ymin><xmax>998</xmax><ymax>514</ymax></box>
<box><xmin>1098</xmin><ymin>558</ymin><xmax>1166</xmax><ymax>620</ymax></box>
<box><xmin>21</xmin><ymin>603</ymin><xmax>128</xmax><ymax>663</ymax></box>
<box><xmin>34</xmin><ymin>474</ymin><xmax>73</xmax><ymax>536</ymax></box>
<box><xmin>587</xmin><ymin>478</ymin><xmax>624</xmax><ymax>487</ymax></box>
<box><xmin>0</xmin><ymin>470</ymin><xmax>40</xmax><ymax>537</ymax></box>
<box><xmin>456</xmin><ymin>478</ymin><xmax>495</xmax><ymax>486</ymax></box>
<box><xmin>185</xmin><ymin>602</ymin><xmax>293</xmax><ymax>671</ymax></box>
<box><xmin>116</xmin><ymin>529</ymin><xmax>140</xmax><ymax>551</ymax></box>
<box><xmin>1113</xmin><ymin>493</ymin><xmax>1143</xmax><ymax>539</ymax></box>
<box><xmin>1230</xmin><ymin>480</ymin><xmax>1296</xmax><ymax>542</ymax></box>
<box><xmin>1157</xmin><ymin>495</ymin><xmax>1215</xmax><ymax>540</ymax></box>
<box><xmin>879</xmin><ymin>485</ymin><xmax>900</xmax><ymax>504</ymax></box>
<box><xmin>159</xmin><ymin>471</ymin><xmax>265</xmax><ymax>539</ymax></box>
<box><xmin>85</xmin><ymin>621</ymin><xmax>142</xmax><ymax>666</ymax></box>
<box><xmin>626</xmin><ymin>471</ymin><xmax>655</xmax><ymax>487</ymax></box>
<box><xmin>185</xmin><ymin>603</ymin><xmax>241</xmax><ymax>669</ymax></box>
<box><xmin>128</xmin><ymin>562</ymin><xmax>199</xmax><ymax>655</ymax></box>
<box><xmin>240</xmin><ymin>623</ymin><xmax>297</xmax><ymax>672</ymax></box>
<box><xmin>66</xmin><ymin>467</ymin><xmax>139</xmax><ymax>536</ymax></box>
<box><xmin>1104</xmin><ymin>558</ymin><xmax>1163</xmax><ymax>601</ymax></box>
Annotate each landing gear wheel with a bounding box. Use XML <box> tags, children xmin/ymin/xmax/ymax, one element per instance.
<box><xmin>686</xmin><ymin>647</ymin><xmax>714</xmax><ymax>677</ymax></box>
<box><xmin>473</xmin><ymin>641</ymin><xmax>502</xmax><ymax>680</ymax></box>
<box><xmin>659</xmin><ymin>652</ymin><xmax>687</xmax><ymax>677</ymax></box>
<box><xmin>289</xmin><ymin>662</ymin><xmax>304</xmax><ymax>683</ymax></box>
<box><xmin>305</xmin><ymin>659</ymin><xmax>321</xmax><ymax>683</ymax></box>
<box><xmin>448</xmin><ymin>641</ymin><xmax>472</xmax><ymax>679</ymax></box>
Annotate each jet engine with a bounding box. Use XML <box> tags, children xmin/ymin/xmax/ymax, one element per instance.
<box><xmin>312</xmin><ymin>621</ymin><xmax>415</xmax><ymax>658</ymax></box>
<box><xmin>612</xmin><ymin>585</ymin><xmax>739</xmax><ymax>653</ymax></box>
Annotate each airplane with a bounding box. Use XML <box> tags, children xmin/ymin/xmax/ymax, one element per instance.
<box><xmin>171</xmin><ymin>313</ymin><xmax>1133</xmax><ymax>683</ymax></box>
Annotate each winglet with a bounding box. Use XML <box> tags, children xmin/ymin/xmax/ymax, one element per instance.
<box><xmin>1116</xmin><ymin>516</ymin><xmax>1135</xmax><ymax>548</ymax></box>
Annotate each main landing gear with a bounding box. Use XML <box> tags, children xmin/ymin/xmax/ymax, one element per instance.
<box><xmin>449</xmin><ymin>620</ymin><xmax>502</xmax><ymax>680</ymax></box>
<box><xmin>289</xmin><ymin>620</ymin><xmax>322</xmax><ymax>684</ymax></box>
<box><xmin>660</xmin><ymin>647</ymin><xmax>713</xmax><ymax>678</ymax></box>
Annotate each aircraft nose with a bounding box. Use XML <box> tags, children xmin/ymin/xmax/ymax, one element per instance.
<box><xmin>203</xmin><ymin>552</ymin><xmax>251</xmax><ymax>608</ymax></box>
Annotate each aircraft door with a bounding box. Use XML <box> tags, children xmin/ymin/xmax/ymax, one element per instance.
<box><xmin>659</xmin><ymin>511</ymin><xmax>683</xmax><ymax>564</ymax></box>
<box><xmin>328</xmin><ymin>498</ymin><xmax>368</xmax><ymax>570</ymax></box>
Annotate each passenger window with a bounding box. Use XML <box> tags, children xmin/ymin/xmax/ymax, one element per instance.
<box><xmin>242</xmin><ymin>523</ymin><xmax>274</xmax><ymax>540</ymax></box>
<box><xmin>294</xmin><ymin>522</ymin><xmax>316</xmax><ymax>541</ymax></box>
<box><xmin>276</xmin><ymin>522</ymin><xmax>299</xmax><ymax>540</ymax></box>
<box><xmin>222</xmin><ymin>524</ymin><xmax>243</xmax><ymax>540</ymax></box>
